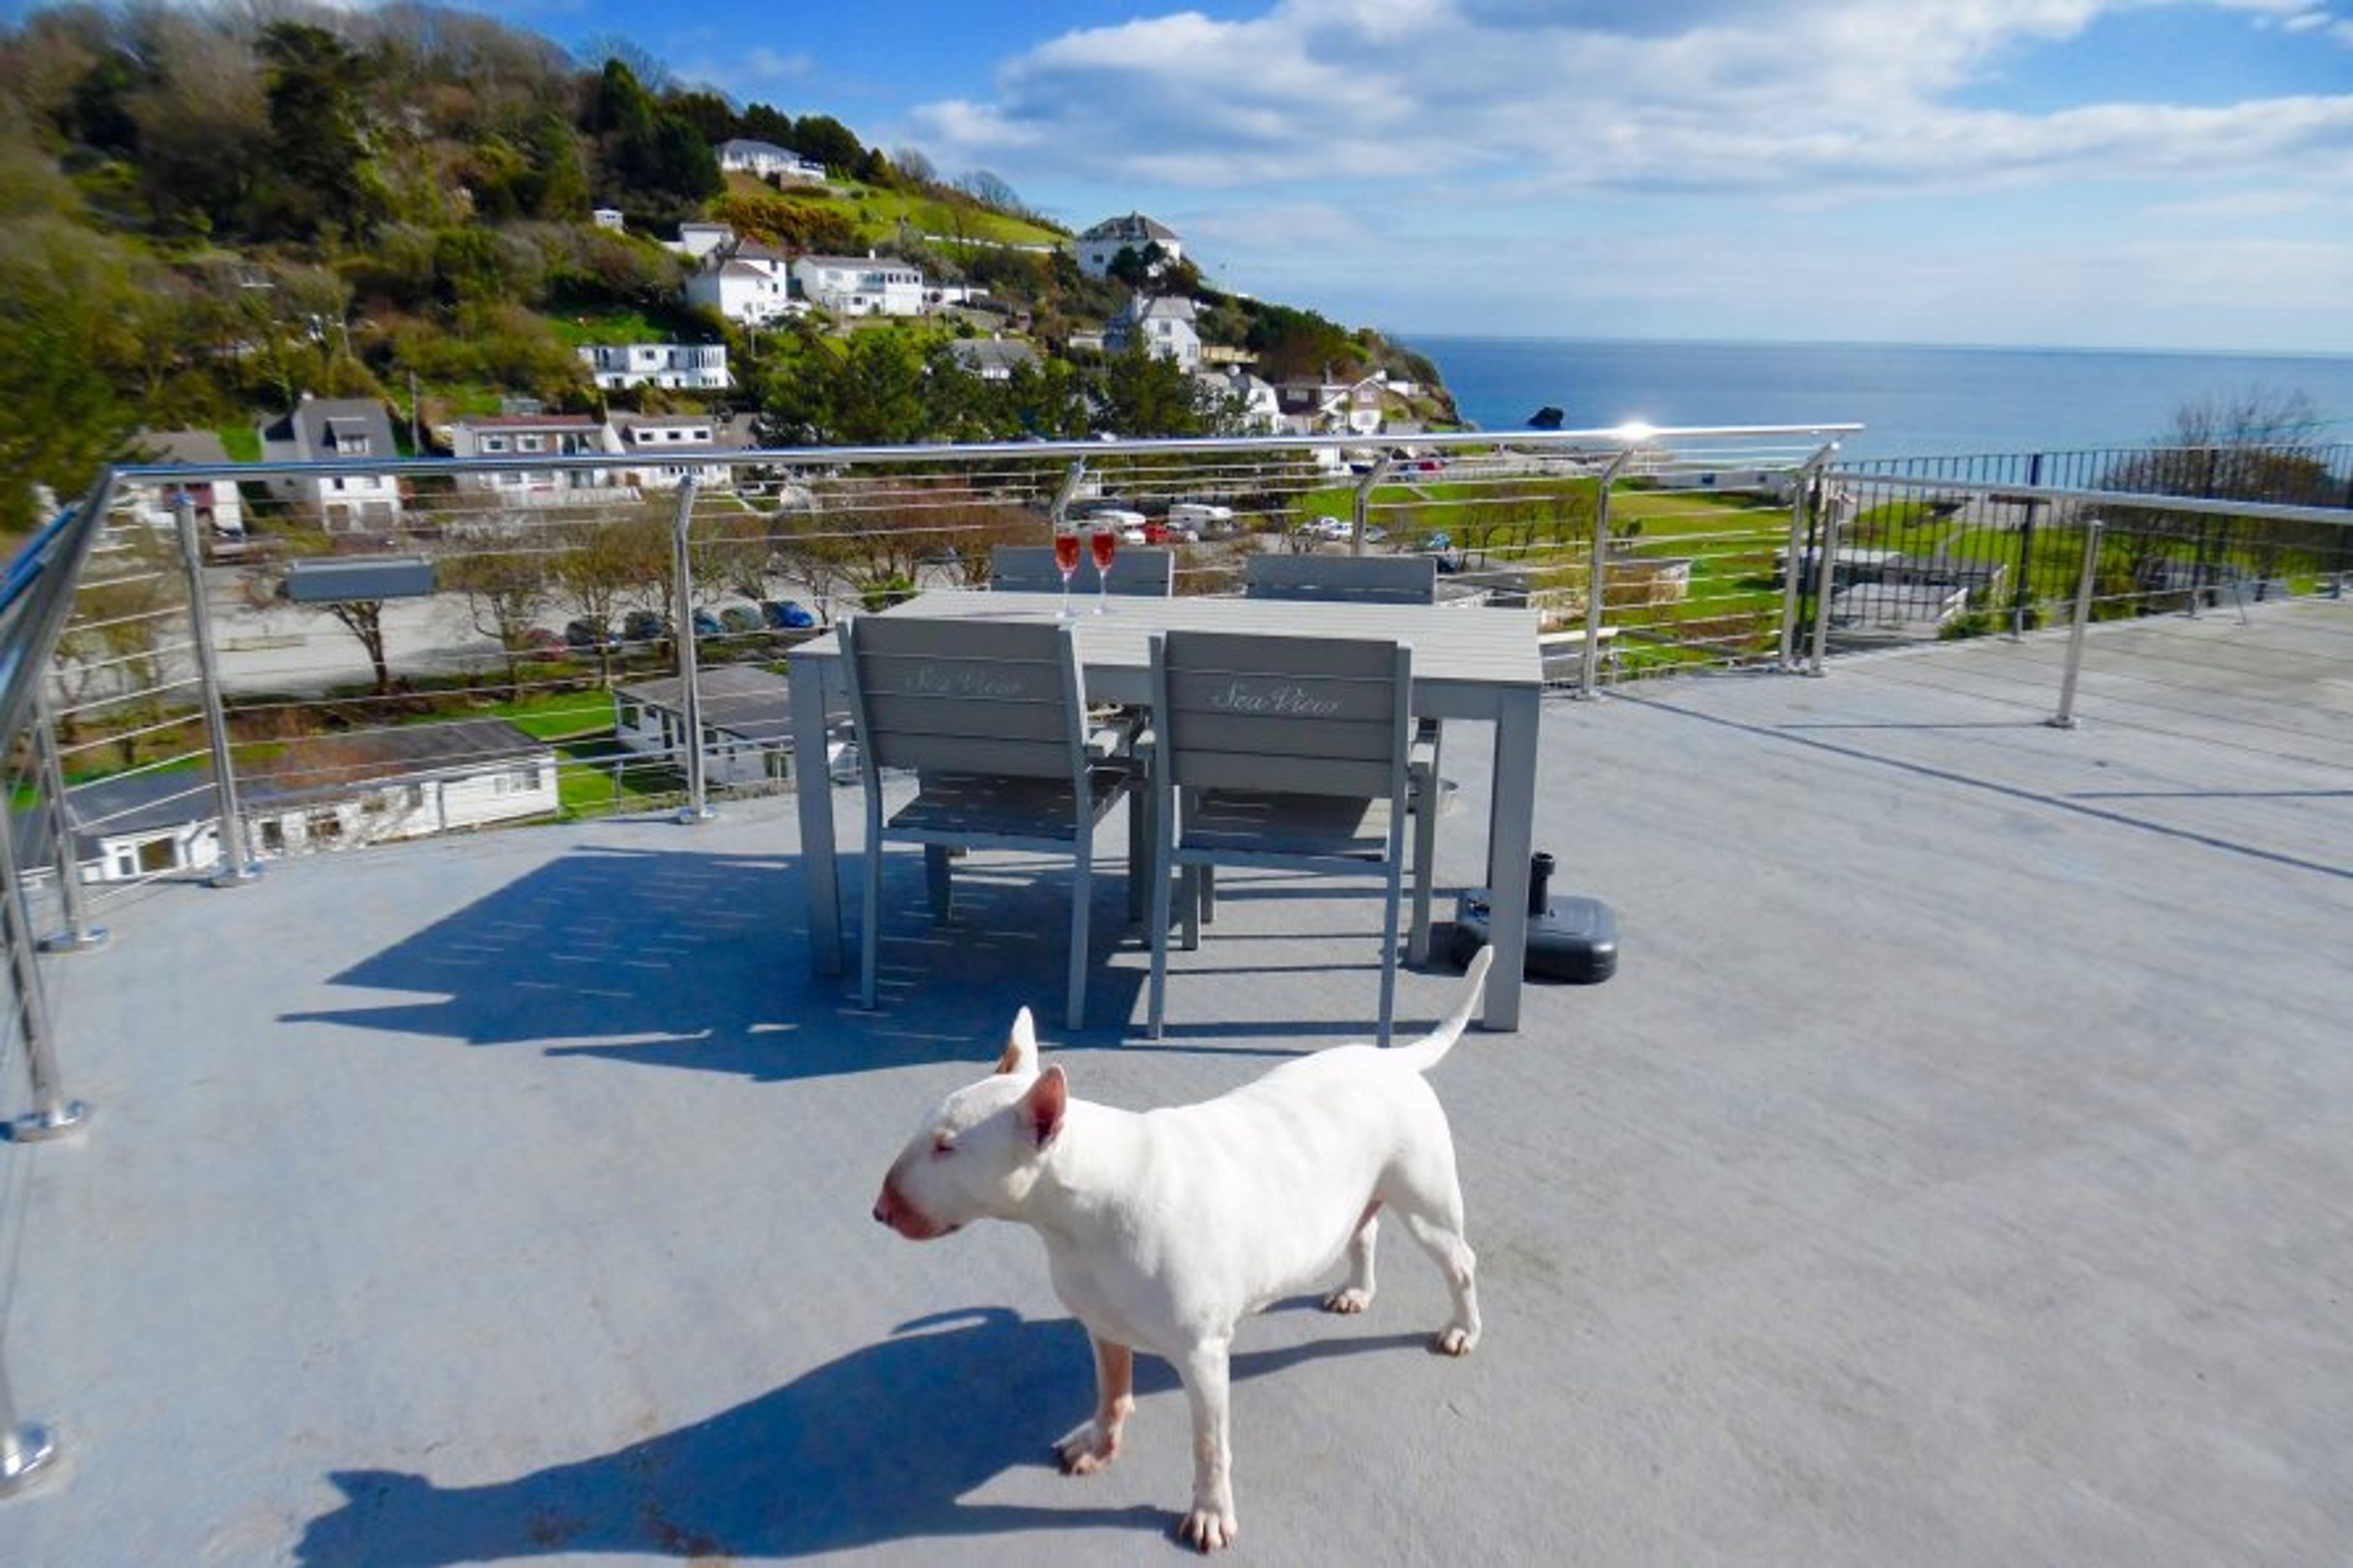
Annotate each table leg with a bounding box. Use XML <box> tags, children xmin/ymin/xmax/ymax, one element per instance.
<box><xmin>791</xmin><ymin>668</ymin><xmax>845</xmax><ymax>975</ymax></box>
<box><xmin>1482</xmin><ymin>689</ymin><xmax>1540</xmax><ymax>1031</ymax></box>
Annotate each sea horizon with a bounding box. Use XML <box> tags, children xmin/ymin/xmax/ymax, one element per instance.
<box><xmin>1396</xmin><ymin>335</ymin><xmax>2353</xmax><ymax>460</ymax></box>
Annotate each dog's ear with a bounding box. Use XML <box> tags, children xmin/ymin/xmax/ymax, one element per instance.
<box><xmin>995</xmin><ymin>1006</ymin><xmax>1040</xmax><ymax>1077</ymax></box>
<box><xmin>1020</xmin><ymin>1064</ymin><xmax>1067</xmax><ymax>1149</ymax></box>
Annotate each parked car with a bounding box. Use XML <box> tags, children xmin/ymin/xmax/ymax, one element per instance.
<box><xmin>622</xmin><ymin>608</ymin><xmax>670</xmax><ymax>644</ymax></box>
<box><xmin>1168</xmin><ymin>502</ymin><xmax>1235</xmax><ymax>536</ymax></box>
<box><xmin>1417</xmin><ymin>531</ymin><xmax>1463</xmax><ymax>574</ymax></box>
<box><xmin>520</xmin><ymin>627</ymin><xmax>566</xmax><ymax>657</ymax></box>
<box><xmin>691</xmin><ymin>607</ymin><xmax>725</xmax><ymax>638</ymax></box>
<box><xmin>761</xmin><ymin>599</ymin><xmax>819</xmax><ymax>629</ymax></box>
<box><xmin>564</xmin><ymin>618</ymin><xmax>618</xmax><ymax>653</ymax></box>
<box><xmin>1143</xmin><ymin>519</ymin><xmax>1199</xmax><ymax>545</ymax></box>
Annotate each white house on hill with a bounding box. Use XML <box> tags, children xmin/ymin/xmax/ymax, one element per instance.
<box><xmin>716</xmin><ymin>138</ymin><xmax>825</xmax><ymax>184</ymax></box>
<box><xmin>256</xmin><ymin>397</ymin><xmax>401</xmax><ymax>530</ymax></box>
<box><xmin>1078</xmin><ymin>213</ymin><xmax>1183</xmax><ymax>279</ymax></box>
<box><xmin>684</xmin><ymin>240</ymin><xmax>803</xmax><ymax>326</ymax></box>
<box><xmin>1105</xmin><ymin>295</ymin><xmax>1202</xmax><ymax>369</ymax></box>
<box><xmin>791</xmin><ymin>254</ymin><xmax>925</xmax><ymax>317</ymax></box>
<box><xmin>127</xmin><ymin>430</ymin><xmax>246</xmax><ymax>536</ymax></box>
<box><xmin>577</xmin><ymin>343</ymin><xmax>731</xmax><ymax>392</ymax></box>
<box><xmin>445</xmin><ymin>414</ymin><xmax>612</xmax><ymax>498</ymax></box>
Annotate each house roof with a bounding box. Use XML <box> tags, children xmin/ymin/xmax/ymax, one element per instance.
<box><xmin>25</xmin><ymin>720</ymin><xmax>553</xmax><ymax>859</ymax></box>
<box><xmin>616</xmin><ymin>665</ymin><xmax>793</xmax><ymax>746</ymax></box>
<box><xmin>947</xmin><ymin>339</ymin><xmax>1040</xmax><ymax>375</ymax></box>
<box><xmin>451</xmin><ymin>414</ymin><xmax>601</xmax><ymax>431</ymax></box>
<box><xmin>716</xmin><ymin>138</ymin><xmax>809</xmax><ymax>164</ymax></box>
<box><xmin>259</xmin><ymin>398</ymin><xmax>397</xmax><ymax>459</ymax></box>
<box><xmin>1080</xmin><ymin>211</ymin><xmax>1178</xmax><ymax>243</ymax></box>
<box><xmin>132</xmin><ymin>430</ymin><xmax>233</xmax><ymax>466</ymax></box>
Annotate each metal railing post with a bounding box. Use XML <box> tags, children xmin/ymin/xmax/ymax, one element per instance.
<box><xmin>1351</xmin><ymin>456</ymin><xmax>1393</xmax><ymax>556</ymax></box>
<box><xmin>669</xmin><ymin>478</ymin><xmax>713</xmax><ymax>824</ymax></box>
<box><xmin>0</xmin><ymin>1359</ymin><xmax>58</xmax><ymax>1497</ymax></box>
<box><xmin>1049</xmin><ymin>459</ymin><xmax>1089</xmax><ymax>534</ymax></box>
<box><xmin>2050</xmin><ymin>520</ymin><xmax>2105</xmax><ymax>730</ymax></box>
<box><xmin>1578</xmin><ymin>452</ymin><xmax>1634</xmax><ymax>698</ymax></box>
<box><xmin>0</xmin><ymin>785</ymin><xmax>89</xmax><ymax>1144</ymax></box>
<box><xmin>32</xmin><ymin>689</ymin><xmax>105</xmax><ymax>953</ymax></box>
<box><xmin>1779</xmin><ymin>442</ymin><xmax>1841</xmax><ymax>668</ymax></box>
<box><xmin>176</xmin><ymin>497</ymin><xmax>257</xmax><ymax>885</ymax></box>
<box><xmin>1805</xmin><ymin>488</ymin><xmax>1842</xmax><ymax>676</ymax></box>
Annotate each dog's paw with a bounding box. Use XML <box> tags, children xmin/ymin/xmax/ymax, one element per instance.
<box><xmin>1320</xmin><ymin>1286</ymin><xmax>1374</xmax><ymax>1315</ymax></box>
<box><xmin>1053</xmin><ymin>1420</ymin><xmax>1118</xmax><ymax>1475</ymax></box>
<box><xmin>1434</xmin><ymin>1323</ymin><xmax>1479</xmax><ymax>1356</ymax></box>
<box><xmin>1178</xmin><ymin>1504</ymin><xmax>1238</xmax><ymax>1553</ymax></box>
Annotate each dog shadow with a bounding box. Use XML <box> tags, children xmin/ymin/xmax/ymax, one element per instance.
<box><xmin>294</xmin><ymin>1305</ymin><xmax>1425</xmax><ymax>1562</ymax></box>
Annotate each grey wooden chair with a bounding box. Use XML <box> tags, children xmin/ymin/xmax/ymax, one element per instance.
<box><xmin>1145</xmin><ymin>629</ymin><xmax>1414</xmax><ymax>1045</ymax></box>
<box><xmin>1243</xmin><ymin>551</ymin><xmax>1438</xmax><ymax>605</ymax></box>
<box><xmin>1240</xmin><ymin>551</ymin><xmax>1445</xmax><ymax>963</ymax></box>
<box><xmin>841</xmin><ymin>615</ymin><xmax>1135</xmax><ymax>1029</ymax></box>
<box><xmin>991</xmin><ymin>545</ymin><xmax>1176</xmax><ymax>596</ymax></box>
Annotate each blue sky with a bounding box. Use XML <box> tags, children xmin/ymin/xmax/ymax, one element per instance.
<box><xmin>182</xmin><ymin>2</ymin><xmax>2353</xmax><ymax>349</ymax></box>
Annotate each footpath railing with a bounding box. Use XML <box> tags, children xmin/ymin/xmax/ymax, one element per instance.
<box><xmin>6</xmin><ymin>420</ymin><xmax>2352</xmax><ymax>1493</ymax></box>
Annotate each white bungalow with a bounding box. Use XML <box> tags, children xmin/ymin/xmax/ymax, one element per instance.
<box><xmin>715</xmin><ymin>138</ymin><xmax>826</xmax><ymax>184</ymax></box>
<box><xmin>790</xmin><ymin>253</ymin><xmax>925</xmax><ymax>317</ymax></box>
<box><xmin>29</xmin><ymin>720</ymin><xmax>559</xmax><ymax>882</ymax></box>
<box><xmin>607</xmin><ymin>414</ymin><xmax>746</xmax><ymax>492</ymax></box>
<box><xmin>614</xmin><ymin>666</ymin><xmax>795</xmax><ymax>788</ymax></box>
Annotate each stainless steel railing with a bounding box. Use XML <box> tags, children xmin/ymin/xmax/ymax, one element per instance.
<box><xmin>9</xmin><ymin>417</ymin><xmax>2353</xmax><ymax>1496</ymax></box>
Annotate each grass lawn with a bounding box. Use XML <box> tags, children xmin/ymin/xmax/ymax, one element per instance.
<box><xmin>766</xmin><ymin>178</ymin><xmax>1065</xmax><ymax>250</ymax></box>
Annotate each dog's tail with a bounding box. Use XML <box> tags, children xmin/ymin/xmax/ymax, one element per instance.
<box><xmin>1396</xmin><ymin>946</ymin><xmax>1494</xmax><ymax>1074</ymax></box>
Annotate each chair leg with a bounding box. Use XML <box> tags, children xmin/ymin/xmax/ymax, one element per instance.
<box><xmin>1377</xmin><ymin>864</ymin><xmax>1401</xmax><ymax>1048</ymax></box>
<box><xmin>1067</xmin><ymin>849</ymin><xmax>1090</xmax><ymax>1032</ymax></box>
<box><xmin>1148</xmin><ymin>838</ymin><xmax>1175</xmax><ymax>1042</ymax></box>
<box><xmin>1126</xmin><ymin>783</ymin><xmax>1147</xmax><ymax>926</ymax></box>
<box><xmin>924</xmin><ymin>844</ymin><xmax>953</xmax><ymax>920</ymax></box>
<box><xmin>1408</xmin><ymin>762</ymin><xmax>1438</xmax><ymax>966</ymax></box>
<box><xmin>860</xmin><ymin>844</ymin><xmax>882</xmax><ymax>1011</ymax></box>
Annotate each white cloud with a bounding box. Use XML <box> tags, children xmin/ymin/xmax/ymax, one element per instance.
<box><xmin>911</xmin><ymin>0</ymin><xmax>2343</xmax><ymax>198</ymax></box>
<box><xmin>901</xmin><ymin>1</ymin><xmax>2351</xmax><ymax>347</ymax></box>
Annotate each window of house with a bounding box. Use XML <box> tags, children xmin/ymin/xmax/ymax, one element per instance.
<box><xmin>259</xmin><ymin>820</ymin><xmax>286</xmax><ymax>853</ymax></box>
<box><xmin>482</xmin><ymin>436</ymin><xmax>507</xmax><ymax>453</ymax></box>
<box><xmin>308</xmin><ymin>811</ymin><xmax>343</xmax><ymax>843</ymax></box>
<box><xmin>137</xmin><ymin>836</ymin><xmax>178</xmax><ymax>874</ymax></box>
<box><xmin>518</xmin><ymin>434</ymin><xmax>544</xmax><ymax>453</ymax></box>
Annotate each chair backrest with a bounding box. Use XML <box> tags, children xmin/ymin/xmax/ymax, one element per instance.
<box><xmin>1150</xmin><ymin>630</ymin><xmax>1411</xmax><ymax>801</ymax></box>
<box><xmin>989</xmin><ymin>545</ymin><xmax>1066</xmax><ymax>593</ymax></box>
<box><xmin>1244</xmin><ymin>552</ymin><xmax>1437</xmax><ymax>605</ymax></box>
<box><xmin>841</xmin><ymin>615</ymin><xmax>1085</xmax><ymax>781</ymax></box>
<box><xmin>991</xmin><ymin>544</ymin><xmax>1176</xmax><ymax>596</ymax></box>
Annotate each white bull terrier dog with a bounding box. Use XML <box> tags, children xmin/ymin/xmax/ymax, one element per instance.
<box><xmin>873</xmin><ymin>948</ymin><xmax>1491</xmax><ymax>1553</ymax></box>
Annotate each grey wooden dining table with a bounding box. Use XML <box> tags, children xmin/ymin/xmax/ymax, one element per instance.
<box><xmin>787</xmin><ymin>588</ymin><xmax>1545</xmax><ymax>1031</ymax></box>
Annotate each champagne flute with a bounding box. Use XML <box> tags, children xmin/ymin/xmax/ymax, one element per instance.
<box><xmin>1089</xmin><ymin>520</ymin><xmax>1118</xmax><ymax>614</ymax></box>
<box><xmin>1053</xmin><ymin>520</ymin><xmax>1082</xmax><ymax>620</ymax></box>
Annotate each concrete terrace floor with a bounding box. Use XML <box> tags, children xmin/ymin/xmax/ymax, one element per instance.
<box><xmin>3</xmin><ymin>600</ymin><xmax>2349</xmax><ymax>1566</ymax></box>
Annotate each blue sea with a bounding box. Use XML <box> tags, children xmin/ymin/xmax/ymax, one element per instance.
<box><xmin>1401</xmin><ymin>337</ymin><xmax>2353</xmax><ymax>461</ymax></box>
